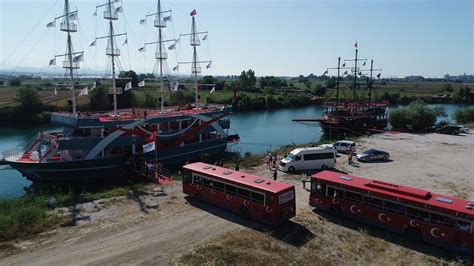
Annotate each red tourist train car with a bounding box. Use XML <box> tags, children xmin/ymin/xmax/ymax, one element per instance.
<box><xmin>182</xmin><ymin>162</ymin><xmax>296</xmax><ymax>226</ymax></box>
<box><xmin>309</xmin><ymin>171</ymin><xmax>474</xmax><ymax>254</ymax></box>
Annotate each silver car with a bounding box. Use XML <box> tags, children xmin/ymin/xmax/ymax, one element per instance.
<box><xmin>356</xmin><ymin>149</ymin><xmax>390</xmax><ymax>162</ymax></box>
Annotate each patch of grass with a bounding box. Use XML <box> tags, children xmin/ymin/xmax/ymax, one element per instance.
<box><xmin>463</xmin><ymin>122</ymin><xmax>474</xmax><ymax>129</ymax></box>
<box><xmin>0</xmin><ymin>195</ymin><xmax>62</xmax><ymax>241</ymax></box>
<box><xmin>0</xmin><ymin>182</ymin><xmax>147</xmax><ymax>241</ymax></box>
<box><xmin>171</xmin><ymin>174</ymin><xmax>183</xmax><ymax>181</ymax></box>
<box><xmin>239</xmin><ymin>153</ymin><xmax>264</xmax><ymax>168</ymax></box>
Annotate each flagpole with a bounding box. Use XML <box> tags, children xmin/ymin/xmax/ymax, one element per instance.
<box><xmin>336</xmin><ymin>57</ymin><xmax>340</xmax><ymax>104</ymax></box>
<box><xmin>108</xmin><ymin>0</ymin><xmax>118</xmax><ymax>117</ymax></box>
<box><xmin>353</xmin><ymin>47</ymin><xmax>358</xmax><ymax>101</ymax></box>
<box><xmin>65</xmin><ymin>0</ymin><xmax>77</xmax><ymax>115</ymax></box>
<box><xmin>192</xmin><ymin>15</ymin><xmax>199</xmax><ymax>110</ymax></box>
<box><xmin>369</xmin><ymin>60</ymin><xmax>373</xmax><ymax>105</ymax></box>
<box><xmin>158</xmin><ymin>0</ymin><xmax>164</xmax><ymax>112</ymax></box>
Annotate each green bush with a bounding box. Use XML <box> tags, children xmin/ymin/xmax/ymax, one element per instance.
<box><xmin>8</xmin><ymin>78</ymin><xmax>21</xmax><ymax>86</ymax></box>
<box><xmin>389</xmin><ymin>100</ymin><xmax>443</xmax><ymax>132</ymax></box>
<box><xmin>454</xmin><ymin>107</ymin><xmax>474</xmax><ymax>123</ymax></box>
<box><xmin>0</xmin><ymin>195</ymin><xmax>60</xmax><ymax>240</ymax></box>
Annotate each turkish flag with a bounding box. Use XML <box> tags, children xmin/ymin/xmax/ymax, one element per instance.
<box><xmin>190</xmin><ymin>9</ymin><xmax>197</xmax><ymax>16</ymax></box>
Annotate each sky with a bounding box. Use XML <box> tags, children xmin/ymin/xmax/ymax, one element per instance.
<box><xmin>0</xmin><ymin>0</ymin><xmax>472</xmax><ymax>78</ymax></box>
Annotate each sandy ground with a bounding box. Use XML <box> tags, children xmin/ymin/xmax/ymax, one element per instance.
<box><xmin>345</xmin><ymin>132</ymin><xmax>474</xmax><ymax>200</ymax></box>
<box><xmin>0</xmin><ymin>132</ymin><xmax>473</xmax><ymax>265</ymax></box>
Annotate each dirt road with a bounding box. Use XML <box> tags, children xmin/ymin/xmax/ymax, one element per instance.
<box><xmin>1</xmin><ymin>132</ymin><xmax>472</xmax><ymax>265</ymax></box>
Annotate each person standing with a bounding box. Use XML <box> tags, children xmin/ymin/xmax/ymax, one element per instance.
<box><xmin>348</xmin><ymin>150</ymin><xmax>353</xmax><ymax>165</ymax></box>
<box><xmin>273</xmin><ymin>170</ymin><xmax>278</xmax><ymax>181</ymax></box>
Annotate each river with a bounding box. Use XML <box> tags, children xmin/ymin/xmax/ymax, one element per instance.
<box><xmin>0</xmin><ymin>104</ymin><xmax>469</xmax><ymax>197</ymax></box>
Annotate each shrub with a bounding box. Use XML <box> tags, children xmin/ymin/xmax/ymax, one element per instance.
<box><xmin>454</xmin><ymin>107</ymin><xmax>474</xmax><ymax>123</ymax></box>
<box><xmin>389</xmin><ymin>100</ymin><xmax>443</xmax><ymax>132</ymax></box>
<box><xmin>8</xmin><ymin>78</ymin><xmax>21</xmax><ymax>86</ymax></box>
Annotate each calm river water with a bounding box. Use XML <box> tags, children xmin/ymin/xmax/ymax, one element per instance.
<box><xmin>0</xmin><ymin>104</ymin><xmax>469</xmax><ymax>197</ymax></box>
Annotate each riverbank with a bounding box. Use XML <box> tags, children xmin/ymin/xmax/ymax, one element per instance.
<box><xmin>1</xmin><ymin>132</ymin><xmax>472</xmax><ymax>264</ymax></box>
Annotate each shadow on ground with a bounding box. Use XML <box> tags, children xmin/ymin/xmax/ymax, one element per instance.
<box><xmin>314</xmin><ymin>209</ymin><xmax>474</xmax><ymax>263</ymax></box>
<box><xmin>185</xmin><ymin>196</ymin><xmax>314</xmax><ymax>247</ymax></box>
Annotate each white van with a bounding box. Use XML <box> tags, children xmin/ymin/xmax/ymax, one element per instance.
<box><xmin>279</xmin><ymin>147</ymin><xmax>336</xmax><ymax>172</ymax></box>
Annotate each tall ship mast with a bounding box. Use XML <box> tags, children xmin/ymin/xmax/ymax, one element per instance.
<box><xmin>1</xmin><ymin>4</ymin><xmax>239</xmax><ymax>183</ymax></box>
<box><xmin>47</xmin><ymin>0</ymin><xmax>83</xmax><ymax>115</ymax></box>
<box><xmin>140</xmin><ymin>0</ymin><xmax>177</xmax><ymax>112</ymax></box>
<box><xmin>179</xmin><ymin>9</ymin><xmax>212</xmax><ymax>110</ymax></box>
<box><xmin>294</xmin><ymin>43</ymin><xmax>389</xmax><ymax>136</ymax></box>
<box><xmin>91</xmin><ymin>0</ymin><xmax>128</xmax><ymax>116</ymax></box>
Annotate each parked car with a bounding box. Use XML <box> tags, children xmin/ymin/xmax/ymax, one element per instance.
<box><xmin>279</xmin><ymin>147</ymin><xmax>336</xmax><ymax>172</ymax></box>
<box><xmin>333</xmin><ymin>140</ymin><xmax>356</xmax><ymax>153</ymax></box>
<box><xmin>456</xmin><ymin>125</ymin><xmax>470</xmax><ymax>134</ymax></box>
<box><xmin>318</xmin><ymin>144</ymin><xmax>335</xmax><ymax>150</ymax></box>
<box><xmin>436</xmin><ymin>125</ymin><xmax>462</xmax><ymax>135</ymax></box>
<box><xmin>356</xmin><ymin>149</ymin><xmax>390</xmax><ymax>162</ymax></box>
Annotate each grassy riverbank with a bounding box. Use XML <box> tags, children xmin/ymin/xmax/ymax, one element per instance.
<box><xmin>1</xmin><ymin>76</ymin><xmax>473</xmax><ymax>126</ymax></box>
<box><xmin>0</xmin><ymin>183</ymin><xmax>149</xmax><ymax>241</ymax></box>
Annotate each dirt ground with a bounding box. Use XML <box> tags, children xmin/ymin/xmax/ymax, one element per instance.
<box><xmin>0</xmin><ymin>132</ymin><xmax>473</xmax><ymax>265</ymax></box>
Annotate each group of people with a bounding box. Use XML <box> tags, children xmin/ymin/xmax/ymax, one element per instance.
<box><xmin>264</xmin><ymin>152</ymin><xmax>278</xmax><ymax>170</ymax></box>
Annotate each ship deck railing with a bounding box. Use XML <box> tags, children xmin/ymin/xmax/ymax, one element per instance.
<box><xmin>52</xmin><ymin>105</ymin><xmax>229</xmax><ymax>121</ymax></box>
<box><xmin>322</xmin><ymin>101</ymin><xmax>389</xmax><ymax>109</ymax></box>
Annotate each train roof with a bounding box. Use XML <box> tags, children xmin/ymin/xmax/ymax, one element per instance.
<box><xmin>183</xmin><ymin>162</ymin><xmax>294</xmax><ymax>194</ymax></box>
<box><xmin>312</xmin><ymin>171</ymin><xmax>474</xmax><ymax>219</ymax></box>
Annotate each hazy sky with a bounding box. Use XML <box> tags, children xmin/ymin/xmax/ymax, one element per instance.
<box><xmin>0</xmin><ymin>0</ymin><xmax>472</xmax><ymax>78</ymax></box>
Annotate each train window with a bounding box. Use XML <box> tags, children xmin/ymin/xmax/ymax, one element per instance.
<box><xmin>364</xmin><ymin>196</ymin><xmax>383</xmax><ymax>209</ymax></box>
<box><xmin>238</xmin><ymin>188</ymin><xmax>251</xmax><ymax>199</ymax></box>
<box><xmin>327</xmin><ymin>187</ymin><xmax>343</xmax><ymax>199</ymax></box>
<box><xmin>456</xmin><ymin>221</ymin><xmax>470</xmax><ymax>232</ymax></box>
<box><xmin>345</xmin><ymin>191</ymin><xmax>363</xmax><ymax>203</ymax></box>
<box><xmin>214</xmin><ymin>181</ymin><xmax>225</xmax><ymax>191</ymax></box>
<box><xmin>384</xmin><ymin>201</ymin><xmax>406</xmax><ymax>215</ymax></box>
<box><xmin>406</xmin><ymin>207</ymin><xmax>429</xmax><ymax>222</ymax></box>
<box><xmin>311</xmin><ymin>182</ymin><xmax>326</xmax><ymax>196</ymax></box>
<box><xmin>183</xmin><ymin>172</ymin><xmax>192</xmax><ymax>183</ymax></box>
<box><xmin>431</xmin><ymin>213</ymin><xmax>455</xmax><ymax>227</ymax></box>
<box><xmin>225</xmin><ymin>184</ymin><xmax>237</xmax><ymax>195</ymax></box>
<box><xmin>251</xmin><ymin>192</ymin><xmax>264</xmax><ymax>205</ymax></box>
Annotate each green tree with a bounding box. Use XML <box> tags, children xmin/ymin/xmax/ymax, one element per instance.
<box><xmin>119</xmin><ymin>70</ymin><xmax>139</xmax><ymax>88</ymax></box>
<box><xmin>443</xmin><ymin>83</ymin><xmax>453</xmax><ymax>92</ymax></box>
<box><xmin>202</xmin><ymin>75</ymin><xmax>215</xmax><ymax>85</ymax></box>
<box><xmin>9</xmin><ymin>78</ymin><xmax>21</xmax><ymax>86</ymax></box>
<box><xmin>89</xmin><ymin>87</ymin><xmax>110</xmax><ymax>111</ymax></box>
<box><xmin>454</xmin><ymin>107</ymin><xmax>474</xmax><ymax>123</ymax></box>
<box><xmin>313</xmin><ymin>85</ymin><xmax>326</xmax><ymax>96</ymax></box>
<box><xmin>389</xmin><ymin>100</ymin><xmax>442</xmax><ymax>132</ymax></box>
<box><xmin>325</xmin><ymin>77</ymin><xmax>337</xmax><ymax>89</ymax></box>
<box><xmin>239</xmin><ymin>69</ymin><xmax>256</xmax><ymax>90</ymax></box>
<box><xmin>15</xmin><ymin>87</ymin><xmax>42</xmax><ymax>114</ymax></box>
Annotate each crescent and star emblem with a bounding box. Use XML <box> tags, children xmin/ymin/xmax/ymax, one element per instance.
<box><xmin>226</xmin><ymin>195</ymin><xmax>232</xmax><ymax>201</ymax></box>
<box><xmin>430</xmin><ymin>228</ymin><xmax>445</xmax><ymax>238</ymax></box>
<box><xmin>332</xmin><ymin>198</ymin><xmax>339</xmax><ymax>205</ymax></box>
<box><xmin>409</xmin><ymin>220</ymin><xmax>419</xmax><ymax>227</ymax></box>
<box><xmin>350</xmin><ymin>205</ymin><xmax>361</xmax><ymax>214</ymax></box>
<box><xmin>378</xmin><ymin>213</ymin><xmax>391</xmax><ymax>223</ymax></box>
